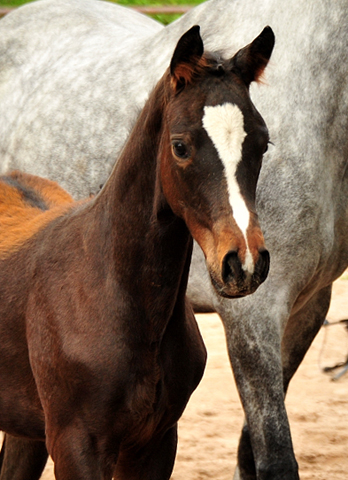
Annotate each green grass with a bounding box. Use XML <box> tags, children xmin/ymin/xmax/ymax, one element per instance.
<box><xmin>0</xmin><ymin>0</ymin><xmax>205</xmax><ymax>24</ymax></box>
<box><xmin>0</xmin><ymin>0</ymin><xmax>27</xmax><ymax>5</ymax></box>
<box><xmin>117</xmin><ymin>0</ymin><xmax>204</xmax><ymax>23</ymax></box>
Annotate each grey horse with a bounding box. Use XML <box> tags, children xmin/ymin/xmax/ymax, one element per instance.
<box><xmin>1</xmin><ymin>1</ymin><xmax>348</xmax><ymax>479</ymax></box>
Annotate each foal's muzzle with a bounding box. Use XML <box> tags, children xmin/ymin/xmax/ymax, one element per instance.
<box><xmin>215</xmin><ymin>248</ymin><xmax>270</xmax><ymax>298</ymax></box>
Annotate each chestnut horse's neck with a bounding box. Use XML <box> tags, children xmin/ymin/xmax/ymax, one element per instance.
<box><xmin>85</xmin><ymin>73</ymin><xmax>191</xmax><ymax>334</ymax></box>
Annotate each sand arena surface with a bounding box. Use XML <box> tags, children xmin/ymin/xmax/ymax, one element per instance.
<box><xmin>3</xmin><ymin>277</ymin><xmax>348</xmax><ymax>479</ymax></box>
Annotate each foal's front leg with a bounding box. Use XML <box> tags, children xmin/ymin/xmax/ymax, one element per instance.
<box><xmin>114</xmin><ymin>425</ymin><xmax>178</xmax><ymax>480</ymax></box>
<box><xmin>47</xmin><ymin>420</ymin><xmax>118</xmax><ymax>480</ymax></box>
<box><xmin>0</xmin><ymin>434</ymin><xmax>48</xmax><ymax>480</ymax></box>
<box><xmin>50</xmin><ymin>423</ymin><xmax>177</xmax><ymax>480</ymax></box>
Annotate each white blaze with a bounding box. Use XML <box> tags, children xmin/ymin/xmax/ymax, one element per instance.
<box><xmin>202</xmin><ymin>103</ymin><xmax>254</xmax><ymax>273</ymax></box>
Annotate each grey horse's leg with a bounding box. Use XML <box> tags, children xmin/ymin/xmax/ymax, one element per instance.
<box><xmin>232</xmin><ymin>284</ymin><xmax>332</xmax><ymax>480</ymax></box>
<box><xmin>0</xmin><ymin>434</ymin><xmax>48</xmax><ymax>480</ymax></box>
<box><xmin>223</xmin><ymin>295</ymin><xmax>298</xmax><ymax>479</ymax></box>
<box><xmin>281</xmin><ymin>284</ymin><xmax>332</xmax><ymax>391</ymax></box>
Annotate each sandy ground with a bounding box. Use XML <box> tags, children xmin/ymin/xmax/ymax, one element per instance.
<box><xmin>4</xmin><ymin>277</ymin><xmax>348</xmax><ymax>479</ymax></box>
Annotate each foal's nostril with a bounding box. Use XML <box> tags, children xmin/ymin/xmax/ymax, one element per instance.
<box><xmin>222</xmin><ymin>250</ymin><xmax>243</xmax><ymax>284</ymax></box>
<box><xmin>222</xmin><ymin>249</ymin><xmax>270</xmax><ymax>287</ymax></box>
<box><xmin>255</xmin><ymin>249</ymin><xmax>270</xmax><ymax>284</ymax></box>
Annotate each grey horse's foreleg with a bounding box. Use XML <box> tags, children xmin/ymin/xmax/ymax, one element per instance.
<box><xmin>232</xmin><ymin>284</ymin><xmax>332</xmax><ymax>480</ymax></box>
<box><xmin>224</xmin><ymin>305</ymin><xmax>299</xmax><ymax>479</ymax></box>
<box><xmin>281</xmin><ymin>284</ymin><xmax>332</xmax><ymax>391</ymax></box>
<box><xmin>0</xmin><ymin>434</ymin><xmax>48</xmax><ymax>480</ymax></box>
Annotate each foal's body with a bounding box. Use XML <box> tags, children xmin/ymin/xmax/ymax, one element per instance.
<box><xmin>0</xmin><ymin>25</ymin><xmax>274</xmax><ymax>479</ymax></box>
<box><xmin>0</xmin><ymin>74</ymin><xmax>205</xmax><ymax>480</ymax></box>
<box><xmin>0</xmin><ymin>172</ymin><xmax>205</xmax><ymax>479</ymax></box>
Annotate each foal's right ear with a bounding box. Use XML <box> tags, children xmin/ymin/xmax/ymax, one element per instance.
<box><xmin>170</xmin><ymin>25</ymin><xmax>204</xmax><ymax>91</ymax></box>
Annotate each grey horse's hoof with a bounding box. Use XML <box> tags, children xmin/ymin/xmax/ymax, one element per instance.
<box><xmin>233</xmin><ymin>466</ymin><xmax>241</xmax><ymax>480</ymax></box>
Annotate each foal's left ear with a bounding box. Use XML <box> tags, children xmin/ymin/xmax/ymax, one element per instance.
<box><xmin>231</xmin><ymin>26</ymin><xmax>275</xmax><ymax>87</ymax></box>
<box><xmin>170</xmin><ymin>25</ymin><xmax>204</xmax><ymax>91</ymax></box>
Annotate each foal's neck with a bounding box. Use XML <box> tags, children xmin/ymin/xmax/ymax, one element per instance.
<box><xmin>89</xmin><ymin>75</ymin><xmax>192</xmax><ymax>332</ymax></box>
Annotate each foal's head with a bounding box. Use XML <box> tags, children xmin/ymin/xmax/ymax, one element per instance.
<box><xmin>160</xmin><ymin>26</ymin><xmax>274</xmax><ymax>298</ymax></box>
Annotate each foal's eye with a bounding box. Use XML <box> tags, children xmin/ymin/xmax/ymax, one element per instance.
<box><xmin>172</xmin><ymin>140</ymin><xmax>189</xmax><ymax>160</ymax></box>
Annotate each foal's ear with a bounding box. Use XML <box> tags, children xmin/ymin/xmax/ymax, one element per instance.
<box><xmin>170</xmin><ymin>25</ymin><xmax>204</xmax><ymax>91</ymax></box>
<box><xmin>230</xmin><ymin>26</ymin><xmax>275</xmax><ymax>87</ymax></box>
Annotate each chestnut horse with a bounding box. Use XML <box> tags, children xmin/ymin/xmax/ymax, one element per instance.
<box><xmin>0</xmin><ymin>26</ymin><xmax>274</xmax><ymax>479</ymax></box>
